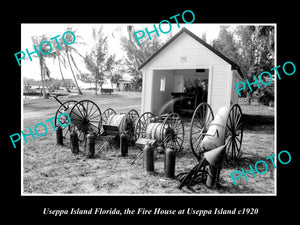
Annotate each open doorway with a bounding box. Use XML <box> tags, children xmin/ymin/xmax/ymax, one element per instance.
<box><xmin>172</xmin><ymin>69</ymin><xmax>208</xmax><ymax>115</ymax></box>
<box><xmin>184</xmin><ymin>77</ymin><xmax>208</xmax><ymax>104</ymax></box>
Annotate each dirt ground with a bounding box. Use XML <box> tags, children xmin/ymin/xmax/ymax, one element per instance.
<box><xmin>22</xmin><ymin>91</ymin><xmax>275</xmax><ymax>195</ymax></box>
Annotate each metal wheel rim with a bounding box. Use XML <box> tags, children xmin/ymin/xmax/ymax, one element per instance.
<box><xmin>225</xmin><ymin>104</ymin><xmax>243</xmax><ymax>161</ymax></box>
<box><xmin>127</xmin><ymin>109</ymin><xmax>139</xmax><ymax>124</ymax></box>
<box><xmin>54</xmin><ymin>100</ymin><xmax>77</xmax><ymax>140</ymax></box>
<box><xmin>126</xmin><ymin>109</ymin><xmax>139</xmax><ymax>142</ymax></box>
<box><xmin>134</xmin><ymin>112</ymin><xmax>155</xmax><ymax>140</ymax></box>
<box><xmin>189</xmin><ymin>102</ymin><xmax>214</xmax><ymax>160</ymax></box>
<box><xmin>100</xmin><ymin>108</ymin><xmax>117</xmax><ymax>133</ymax></box>
<box><xmin>69</xmin><ymin>100</ymin><xmax>102</xmax><ymax>142</ymax></box>
<box><xmin>161</xmin><ymin>112</ymin><xmax>184</xmax><ymax>152</ymax></box>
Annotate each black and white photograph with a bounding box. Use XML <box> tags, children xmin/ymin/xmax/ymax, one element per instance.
<box><xmin>5</xmin><ymin>4</ymin><xmax>298</xmax><ymax>222</ymax></box>
<box><xmin>20</xmin><ymin>23</ymin><xmax>276</xmax><ymax>195</ymax></box>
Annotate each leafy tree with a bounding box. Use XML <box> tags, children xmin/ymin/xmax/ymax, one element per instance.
<box><xmin>131</xmin><ymin>76</ymin><xmax>142</xmax><ymax>91</ymax></box>
<box><xmin>212</xmin><ymin>25</ymin><xmax>274</xmax><ymax>105</ymax></box>
<box><xmin>107</xmin><ymin>54</ymin><xmax>124</xmax><ymax>88</ymax></box>
<box><xmin>235</xmin><ymin>25</ymin><xmax>274</xmax><ymax>104</ymax></box>
<box><xmin>110</xmin><ymin>74</ymin><xmax>122</xmax><ymax>88</ymax></box>
<box><xmin>201</xmin><ymin>31</ymin><xmax>207</xmax><ymax>43</ymax></box>
<box><xmin>120</xmin><ymin>25</ymin><xmax>165</xmax><ymax>89</ymax></box>
<box><xmin>80</xmin><ymin>26</ymin><xmax>117</xmax><ymax>95</ymax></box>
<box><xmin>212</xmin><ymin>26</ymin><xmax>240</xmax><ymax>64</ymax></box>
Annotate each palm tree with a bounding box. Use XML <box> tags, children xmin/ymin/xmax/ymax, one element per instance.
<box><xmin>51</xmin><ymin>40</ymin><xmax>71</xmax><ymax>92</ymax></box>
<box><xmin>62</xmin><ymin>27</ymin><xmax>85</xmax><ymax>95</ymax></box>
<box><xmin>65</xmin><ymin>45</ymin><xmax>82</xmax><ymax>95</ymax></box>
<box><xmin>31</xmin><ymin>35</ymin><xmax>50</xmax><ymax>98</ymax></box>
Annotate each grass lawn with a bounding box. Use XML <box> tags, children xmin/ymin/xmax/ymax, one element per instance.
<box><xmin>22</xmin><ymin>91</ymin><xmax>275</xmax><ymax>195</ymax></box>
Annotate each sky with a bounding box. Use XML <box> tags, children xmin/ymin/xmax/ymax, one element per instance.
<box><xmin>20</xmin><ymin>23</ymin><xmax>227</xmax><ymax>87</ymax></box>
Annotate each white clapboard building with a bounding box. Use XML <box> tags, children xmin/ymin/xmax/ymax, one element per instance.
<box><xmin>138</xmin><ymin>27</ymin><xmax>244</xmax><ymax>115</ymax></box>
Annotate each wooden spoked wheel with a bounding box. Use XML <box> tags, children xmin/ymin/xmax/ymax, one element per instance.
<box><xmin>189</xmin><ymin>102</ymin><xmax>214</xmax><ymax>160</ymax></box>
<box><xmin>69</xmin><ymin>100</ymin><xmax>102</xmax><ymax>143</ymax></box>
<box><xmin>127</xmin><ymin>109</ymin><xmax>139</xmax><ymax>124</ymax></box>
<box><xmin>126</xmin><ymin>109</ymin><xmax>139</xmax><ymax>143</ymax></box>
<box><xmin>134</xmin><ymin>112</ymin><xmax>155</xmax><ymax>141</ymax></box>
<box><xmin>54</xmin><ymin>100</ymin><xmax>77</xmax><ymax>140</ymax></box>
<box><xmin>225</xmin><ymin>104</ymin><xmax>243</xmax><ymax>161</ymax></box>
<box><xmin>100</xmin><ymin>108</ymin><xmax>117</xmax><ymax>133</ymax></box>
<box><xmin>101</xmin><ymin>108</ymin><xmax>117</xmax><ymax>124</ymax></box>
<box><xmin>161</xmin><ymin>112</ymin><xmax>184</xmax><ymax>152</ymax></box>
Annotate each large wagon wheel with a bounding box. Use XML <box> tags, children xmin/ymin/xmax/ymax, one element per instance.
<box><xmin>134</xmin><ymin>112</ymin><xmax>155</xmax><ymax>141</ymax></box>
<box><xmin>225</xmin><ymin>104</ymin><xmax>243</xmax><ymax>161</ymax></box>
<box><xmin>54</xmin><ymin>100</ymin><xmax>77</xmax><ymax>140</ymax></box>
<box><xmin>126</xmin><ymin>109</ymin><xmax>139</xmax><ymax>143</ymax></box>
<box><xmin>190</xmin><ymin>102</ymin><xmax>214</xmax><ymax>160</ymax></box>
<box><xmin>69</xmin><ymin>100</ymin><xmax>102</xmax><ymax>143</ymax></box>
<box><xmin>161</xmin><ymin>112</ymin><xmax>184</xmax><ymax>152</ymax></box>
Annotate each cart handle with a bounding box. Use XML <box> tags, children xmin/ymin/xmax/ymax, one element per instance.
<box><xmin>49</xmin><ymin>94</ymin><xmax>68</xmax><ymax>110</ymax></box>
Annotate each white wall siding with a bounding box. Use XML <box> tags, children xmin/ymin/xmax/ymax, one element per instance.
<box><xmin>144</xmin><ymin>33</ymin><xmax>230</xmax><ymax>70</ymax></box>
<box><xmin>230</xmin><ymin>70</ymin><xmax>240</xmax><ymax>105</ymax></box>
<box><xmin>141</xmin><ymin>69</ymin><xmax>154</xmax><ymax>113</ymax></box>
<box><xmin>141</xmin><ymin>31</ymin><xmax>233</xmax><ymax>115</ymax></box>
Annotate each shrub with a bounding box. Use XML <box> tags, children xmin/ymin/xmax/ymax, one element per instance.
<box><xmin>258</xmin><ymin>83</ymin><xmax>274</xmax><ymax>106</ymax></box>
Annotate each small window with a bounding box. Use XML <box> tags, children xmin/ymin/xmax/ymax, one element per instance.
<box><xmin>160</xmin><ymin>77</ymin><xmax>166</xmax><ymax>92</ymax></box>
<box><xmin>196</xmin><ymin>69</ymin><xmax>205</xmax><ymax>73</ymax></box>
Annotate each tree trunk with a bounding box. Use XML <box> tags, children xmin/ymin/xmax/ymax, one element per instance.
<box><xmin>95</xmin><ymin>74</ymin><xmax>98</xmax><ymax>95</ymax></box>
<box><xmin>39</xmin><ymin>58</ymin><xmax>47</xmax><ymax>99</ymax></box>
<box><xmin>127</xmin><ymin>26</ymin><xmax>139</xmax><ymax>71</ymax></box>
<box><xmin>66</xmin><ymin>49</ymin><xmax>83</xmax><ymax>95</ymax></box>
<box><xmin>58</xmin><ymin>56</ymin><xmax>71</xmax><ymax>93</ymax></box>
<box><xmin>247</xmin><ymin>92</ymin><xmax>252</xmax><ymax>105</ymax></box>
